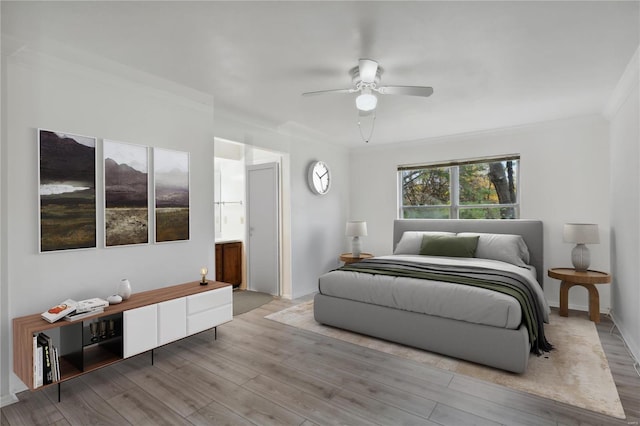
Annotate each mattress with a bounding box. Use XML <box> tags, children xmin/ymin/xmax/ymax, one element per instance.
<box><xmin>318</xmin><ymin>254</ymin><xmax>548</xmax><ymax>330</ymax></box>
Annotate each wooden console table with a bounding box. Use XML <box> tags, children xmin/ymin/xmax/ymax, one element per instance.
<box><xmin>13</xmin><ymin>280</ymin><xmax>232</xmax><ymax>399</ymax></box>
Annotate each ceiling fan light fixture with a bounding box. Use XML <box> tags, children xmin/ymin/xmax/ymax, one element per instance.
<box><xmin>356</xmin><ymin>89</ymin><xmax>377</xmax><ymax>112</ymax></box>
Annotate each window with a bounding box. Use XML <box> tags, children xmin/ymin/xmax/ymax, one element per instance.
<box><xmin>398</xmin><ymin>156</ymin><xmax>519</xmax><ymax>219</ymax></box>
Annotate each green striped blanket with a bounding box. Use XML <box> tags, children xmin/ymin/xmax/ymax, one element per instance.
<box><xmin>339</xmin><ymin>258</ymin><xmax>553</xmax><ymax>355</ymax></box>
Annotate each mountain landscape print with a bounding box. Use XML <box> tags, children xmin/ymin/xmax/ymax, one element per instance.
<box><xmin>104</xmin><ymin>140</ymin><xmax>149</xmax><ymax>246</ymax></box>
<box><xmin>39</xmin><ymin>130</ymin><xmax>96</xmax><ymax>251</ymax></box>
<box><xmin>154</xmin><ymin>148</ymin><xmax>189</xmax><ymax>242</ymax></box>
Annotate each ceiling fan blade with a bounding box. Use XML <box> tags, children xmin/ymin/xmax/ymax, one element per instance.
<box><xmin>377</xmin><ymin>85</ymin><xmax>434</xmax><ymax>97</ymax></box>
<box><xmin>359</xmin><ymin>59</ymin><xmax>378</xmax><ymax>84</ymax></box>
<box><xmin>301</xmin><ymin>88</ymin><xmax>355</xmax><ymax>97</ymax></box>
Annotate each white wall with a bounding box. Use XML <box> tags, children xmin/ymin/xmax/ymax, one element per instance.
<box><xmin>349</xmin><ymin>115</ymin><xmax>611</xmax><ymax>311</ymax></box>
<box><xmin>289</xmin><ymin>139</ymin><xmax>350</xmax><ymax>298</ymax></box>
<box><xmin>606</xmin><ymin>46</ymin><xmax>640</xmax><ymax>363</ymax></box>
<box><xmin>2</xmin><ymin>50</ymin><xmax>216</xmax><ymax>395</ymax></box>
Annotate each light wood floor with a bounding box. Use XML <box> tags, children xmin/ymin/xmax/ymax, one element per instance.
<box><xmin>2</xmin><ymin>298</ymin><xmax>639</xmax><ymax>426</ymax></box>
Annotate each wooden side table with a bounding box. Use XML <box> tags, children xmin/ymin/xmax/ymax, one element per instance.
<box><xmin>340</xmin><ymin>253</ymin><xmax>373</xmax><ymax>264</ymax></box>
<box><xmin>547</xmin><ymin>268</ymin><xmax>611</xmax><ymax>323</ymax></box>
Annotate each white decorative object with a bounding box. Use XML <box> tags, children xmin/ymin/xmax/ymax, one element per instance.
<box><xmin>107</xmin><ymin>294</ymin><xmax>122</xmax><ymax>305</ymax></box>
<box><xmin>563</xmin><ymin>223</ymin><xmax>599</xmax><ymax>271</ymax></box>
<box><xmin>118</xmin><ymin>279</ymin><xmax>132</xmax><ymax>300</ymax></box>
<box><xmin>346</xmin><ymin>221</ymin><xmax>368</xmax><ymax>257</ymax></box>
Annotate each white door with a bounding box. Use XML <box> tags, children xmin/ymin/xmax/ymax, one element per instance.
<box><xmin>246</xmin><ymin>162</ymin><xmax>280</xmax><ymax>295</ymax></box>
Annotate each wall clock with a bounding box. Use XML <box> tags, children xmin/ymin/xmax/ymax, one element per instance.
<box><xmin>308</xmin><ymin>161</ymin><xmax>331</xmax><ymax>195</ymax></box>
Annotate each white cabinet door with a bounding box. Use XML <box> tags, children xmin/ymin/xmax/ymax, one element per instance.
<box><xmin>186</xmin><ymin>286</ymin><xmax>232</xmax><ymax>335</ymax></box>
<box><xmin>158</xmin><ymin>297</ymin><xmax>187</xmax><ymax>345</ymax></box>
<box><xmin>123</xmin><ymin>304</ymin><xmax>158</xmax><ymax>358</ymax></box>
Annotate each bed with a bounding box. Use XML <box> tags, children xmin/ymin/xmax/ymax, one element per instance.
<box><xmin>313</xmin><ymin>219</ymin><xmax>549</xmax><ymax>374</ymax></box>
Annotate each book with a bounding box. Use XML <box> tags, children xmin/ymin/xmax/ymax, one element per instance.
<box><xmin>75</xmin><ymin>298</ymin><xmax>109</xmax><ymax>314</ymax></box>
<box><xmin>32</xmin><ymin>334</ymin><xmax>38</xmax><ymax>388</ymax></box>
<box><xmin>37</xmin><ymin>334</ymin><xmax>53</xmax><ymax>385</ymax></box>
<box><xmin>63</xmin><ymin>308</ymin><xmax>104</xmax><ymax>322</ymax></box>
<box><xmin>52</xmin><ymin>346</ymin><xmax>60</xmax><ymax>382</ymax></box>
<box><xmin>39</xmin><ymin>333</ymin><xmax>56</xmax><ymax>382</ymax></box>
<box><xmin>41</xmin><ymin>299</ymin><xmax>77</xmax><ymax>323</ymax></box>
<box><xmin>34</xmin><ymin>341</ymin><xmax>43</xmax><ymax>388</ymax></box>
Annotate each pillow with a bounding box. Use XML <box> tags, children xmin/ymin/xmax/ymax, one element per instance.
<box><xmin>457</xmin><ymin>232</ymin><xmax>530</xmax><ymax>267</ymax></box>
<box><xmin>394</xmin><ymin>231</ymin><xmax>455</xmax><ymax>255</ymax></box>
<box><xmin>419</xmin><ymin>234</ymin><xmax>480</xmax><ymax>258</ymax></box>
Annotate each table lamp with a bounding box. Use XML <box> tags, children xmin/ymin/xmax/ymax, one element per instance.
<box><xmin>200</xmin><ymin>267</ymin><xmax>209</xmax><ymax>285</ymax></box>
<box><xmin>346</xmin><ymin>221</ymin><xmax>367</xmax><ymax>257</ymax></box>
<box><xmin>563</xmin><ymin>223</ymin><xmax>599</xmax><ymax>271</ymax></box>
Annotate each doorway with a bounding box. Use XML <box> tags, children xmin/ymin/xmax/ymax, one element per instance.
<box><xmin>214</xmin><ymin>138</ymin><xmax>286</xmax><ymax>297</ymax></box>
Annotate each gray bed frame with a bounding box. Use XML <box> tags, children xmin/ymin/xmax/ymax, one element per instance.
<box><xmin>314</xmin><ymin>219</ymin><xmax>543</xmax><ymax>374</ymax></box>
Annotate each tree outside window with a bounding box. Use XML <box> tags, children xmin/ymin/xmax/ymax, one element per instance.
<box><xmin>399</xmin><ymin>157</ymin><xmax>519</xmax><ymax>219</ymax></box>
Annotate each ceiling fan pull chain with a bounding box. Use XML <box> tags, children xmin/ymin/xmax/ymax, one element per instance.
<box><xmin>358</xmin><ymin>112</ymin><xmax>376</xmax><ymax>144</ymax></box>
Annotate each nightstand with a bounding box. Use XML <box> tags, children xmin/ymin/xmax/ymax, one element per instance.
<box><xmin>340</xmin><ymin>253</ymin><xmax>373</xmax><ymax>264</ymax></box>
<box><xmin>548</xmin><ymin>267</ymin><xmax>611</xmax><ymax>323</ymax></box>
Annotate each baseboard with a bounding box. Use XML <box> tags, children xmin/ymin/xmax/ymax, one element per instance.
<box><xmin>609</xmin><ymin>311</ymin><xmax>640</xmax><ymax>367</ymax></box>
<box><xmin>1</xmin><ymin>393</ymin><xmax>18</xmax><ymax>407</ymax></box>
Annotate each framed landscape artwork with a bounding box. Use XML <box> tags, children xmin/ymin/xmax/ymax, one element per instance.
<box><xmin>103</xmin><ymin>140</ymin><xmax>149</xmax><ymax>247</ymax></box>
<box><xmin>38</xmin><ymin>129</ymin><xmax>97</xmax><ymax>252</ymax></box>
<box><xmin>154</xmin><ymin>148</ymin><xmax>190</xmax><ymax>243</ymax></box>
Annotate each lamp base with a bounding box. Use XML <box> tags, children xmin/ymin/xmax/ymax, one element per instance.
<box><xmin>571</xmin><ymin>244</ymin><xmax>591</xmax><ymax>272</ymax></box>
<box><xmin>200</xmin><ymin>280</ymin><xmax>208</xmax><ymax>286</ymax></box>
<box><xmin>352</xmin><ymin>236</ymin><xmax>362</xmax><ymax>258</ymax></box>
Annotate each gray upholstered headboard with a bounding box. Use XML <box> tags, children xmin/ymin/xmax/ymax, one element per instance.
<box><xmin>393</xmin><ymin>219</ymin><xmax>544</xmax><ymax>285</ymax></box>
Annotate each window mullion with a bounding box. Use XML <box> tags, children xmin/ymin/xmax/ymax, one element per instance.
<box><xmin>397</xmin><ymin>171</ymin><xmax>404</xmax><ymax>218</ymax></box>
<box><xmin>450</xmin><ymin>166</ymin><xmax>459</xmax><ymax>219</ymax></box>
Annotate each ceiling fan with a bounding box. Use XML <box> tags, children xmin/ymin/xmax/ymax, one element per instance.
<box><xmin>302</xmin><ymin>58</ymin><xmax>434</xmax><ymax>113</ymax></box>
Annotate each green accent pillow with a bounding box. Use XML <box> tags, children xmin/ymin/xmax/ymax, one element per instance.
<box><xmin>419</xmin><ymin>235</ymin><xmax>480</xmax><ymax>258</ymax></box>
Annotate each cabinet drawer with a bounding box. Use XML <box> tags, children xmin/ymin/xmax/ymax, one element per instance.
<box><xmin>187</xmin><ymin>286</ymin><xmax>231</xmax><ymax>315</ymax></box>
<box><xmin>187</xmin><ymin>304</ymin><xmax>232</xmax><ymax>335</ymax></box>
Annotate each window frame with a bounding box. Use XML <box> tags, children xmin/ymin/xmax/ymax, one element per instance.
<box><xmin>397</xmin><ymin>155</ymin><xmax>520</xmax><ymax>220</ymax></box>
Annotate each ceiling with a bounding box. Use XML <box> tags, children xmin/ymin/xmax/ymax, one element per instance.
<box><xmin>2</xmin><ymin>1</ymin><xmax>639</xmax><ymax>147</ymax></box>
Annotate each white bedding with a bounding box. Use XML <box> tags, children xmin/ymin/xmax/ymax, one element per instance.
<box><xmin>318</xmin><ymin>254</ymin><xmax>549</xmax><ymax>330</ymax></box>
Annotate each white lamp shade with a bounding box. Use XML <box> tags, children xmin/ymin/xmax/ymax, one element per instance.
<box><xmin>355</xmin><ymin>91</ymin><xmax>377</xmax><ymax>111</ymax></box>
<box><xmin>346</xmin><ymin>221</ymin><xmax>368</xmax><ymax>237</ymax></box>
<box><xmin>563</xmin><ymin>223</ymin><xmax>599</xmax><ymax>244</ymax></box>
